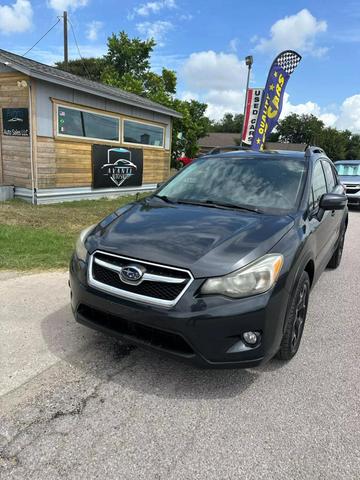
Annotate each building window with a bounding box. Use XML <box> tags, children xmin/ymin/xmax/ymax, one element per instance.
<box><xmin>57</xmin><ymin>105</ymin><xmax>120</xmax><ymax>142</ymax></box>
<box><xmin>123</xmin><ymin>119</ymin><xmax>164</xmax><ymax>147</ymax></box>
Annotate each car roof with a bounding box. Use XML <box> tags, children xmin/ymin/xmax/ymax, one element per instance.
<box><xmin>200</xmin><ymin>149</ymin><xmax>307</xmax><ymax>161</ymax></box>
<box><xmin>334</xmin><ymin>160</ymin><xmax>360</xmax><ymax>164</ymax></box>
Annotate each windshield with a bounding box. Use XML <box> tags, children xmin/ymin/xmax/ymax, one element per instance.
<box><xmin>335</xmin><ymin>163</ymin><xmax>360</xmax><ymax>176</ymax></box>
<box><xmin>159</xmin><ymin>155</ymin><xmax>306</xmax><ymax>213</ymax></box>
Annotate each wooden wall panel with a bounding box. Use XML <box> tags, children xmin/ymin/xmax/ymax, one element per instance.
<box><xmin>0</xmin><ymin>73</ymin><xmax>31</xmax><ymax>187</ymax></box>
<box><xmin>36</xmin><ymin>137</ymin><xmax>56</xmax><ymax>188</ymax></box>
<box><xmin>36</xmin><ymin>136</ymin><xmax>171</xmax><ymax>188</ymax></box>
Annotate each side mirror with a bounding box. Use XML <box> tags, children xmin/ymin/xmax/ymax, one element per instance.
<box><xmin>319</xmin><ymin>193</ymin><xmax>347</xmax><ymax>211</ymax></box>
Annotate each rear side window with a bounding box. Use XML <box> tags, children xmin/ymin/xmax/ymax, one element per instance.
<box><xmin>311</xmin><ymin>161</ymin><xmax>327</xmax><ymax>209</ymax></box>
<box><xmin>322</xmin><ymin>160</ymin><xmax>336</xmax><ymax>191</ymax></box>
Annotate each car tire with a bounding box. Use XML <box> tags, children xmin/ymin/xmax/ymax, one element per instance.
<box><xmin>176</xmin><ymin>161</ymin><xmax>185</xmax><ymax>170</ymax></box>
<box><xmin>327</xmin><ymin>226</ymin><xmax>346</xmax><ymax>269</ymax></box>
<box><xmin>276</xmin><ymin>271</ymin><xmax>310</xmax><ymax>361</ymax></box>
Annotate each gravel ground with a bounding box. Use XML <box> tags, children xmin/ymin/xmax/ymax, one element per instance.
<box><xmin>1</xmin><ymin>210</ymin><xmax>359</xmax><ymax>479</ymax></box>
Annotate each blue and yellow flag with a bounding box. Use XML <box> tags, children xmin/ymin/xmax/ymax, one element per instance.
<box><xmin>251</xmin><ymin>50</ymin><xmax>302</xmax><ymax>151</ymax></box>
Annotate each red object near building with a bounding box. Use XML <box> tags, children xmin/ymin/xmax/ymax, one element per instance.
<box><xmin>175</xmin><ymin>156</ymin><xmax>193</xmax><ymax>169</ymax></box>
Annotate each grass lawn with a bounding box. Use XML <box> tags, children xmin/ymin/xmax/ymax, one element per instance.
<box><xmin>0</xmin><ymin>195</ymin><xmax>144</xmax><ymax>271</ymax></box>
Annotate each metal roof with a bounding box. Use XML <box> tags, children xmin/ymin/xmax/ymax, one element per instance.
<box><xmin>198</xmin><ymin>133</ymin><xmax>240</xmax><ymax>148</ymax></box>
<box><xmin>0</xmin><ymin>49</ymin><xmax>182</xmax><ymax>118</ymax></box>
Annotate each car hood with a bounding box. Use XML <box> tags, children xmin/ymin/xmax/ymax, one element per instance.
<box><xmin>87</xmin><ymin>199</ymin><xmax>294</xmax><ymax>278</ymax></box>
<box><xmin>339</xmin><ymin>175</ymin><xmax>360</xmax><ymax>184</ymax></box>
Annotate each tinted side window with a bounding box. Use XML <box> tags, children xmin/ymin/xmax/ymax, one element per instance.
<box><xmin>311</xmin><ymin>161</ymin><xmax>327</xmax><ymax>209</ymax></box>
<box><xmin>322</xmin><ymin>160</ymin><xmax>336</xmax><ymax>191</ymax></box>
<box><xmin>331</xmin><ymin>164</ymin><xmax>340</xmax><ymax>185</ymax></box>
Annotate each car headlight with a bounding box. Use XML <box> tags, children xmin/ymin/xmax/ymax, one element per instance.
<box><xmin>75</xmin><ymin>225</ymin><xmax>96</xmax><ymax>262</ymax></box>
<box><xmin>200</xmin><ymin>254</ymin><xmax>284</xmax><ymax>298</ymax></box>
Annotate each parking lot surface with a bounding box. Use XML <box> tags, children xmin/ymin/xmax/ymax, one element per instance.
<box><xmin>1</xmin><ymin>211</ymin><xmax>359</xmax><ymax>480</ymax></box>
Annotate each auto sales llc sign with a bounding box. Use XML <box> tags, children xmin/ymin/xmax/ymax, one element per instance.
<box><xmin>242</xmin><ymin>88</ymin><xmax>264</xmax><ymax>145</ymax></box>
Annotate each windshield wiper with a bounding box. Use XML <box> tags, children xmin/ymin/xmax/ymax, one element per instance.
<box><xmin>203</xmin><ymin>200</ymin><xmax>264</xmax><ymax>214</ymax></box>
<box><xmin>175</xmin><ymin>199</ymin><xmax>263</xmax><ymax>213</ymax></box>
<box><xmin>153</xmin><ymin>194</ymin><xmax>177</xmax><ymax>204</ymax></box>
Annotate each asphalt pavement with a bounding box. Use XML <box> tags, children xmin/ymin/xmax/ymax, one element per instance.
<box><xmin>1</xmin><ymin>210</ymin><xmax>359</xmax><ymax>480</ymax></box>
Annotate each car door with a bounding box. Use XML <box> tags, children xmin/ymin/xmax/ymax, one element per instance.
<box><xmin>308</xmin><ymin>160</ymin><xmax>333</xmax><ymax>270</ymax></box>
<box><xmin>321</xmin><ymin>159</ymin><xmax>344</xmax><ymax>247</ymax></box>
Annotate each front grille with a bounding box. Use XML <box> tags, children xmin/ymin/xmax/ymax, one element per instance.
<box><xmin>93</xmin><ymin>262</ymin><xmax>186</xmax><ymax>300</ymax></box>
<box><xmin>345</xmin><ymin>184</ymin><xmax>360</xmax><ymax>194</ymax></box>
<box><xmin>77</xmin><ymin>304</ymin><xmax>194</xmax><ymax>356</ymax></box>
<box><xmin>88</xmin><ymin>251</ymin><xmax>193</xmax><ymax>307</ymax></box>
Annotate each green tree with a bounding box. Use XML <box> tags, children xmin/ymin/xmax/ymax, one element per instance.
<box><xmin>210</xmin><ymin>113</ymin><xmax>243</xmax><ymax>133</ymax></box>
<box><xmin>55</xmin><ymin>31</ymin><xmax>210</xmax><ymax>159</ymax></box>
<box><xmin>171</xmin><ymin>99</ymin><xmax>211</xmax><ymax>159</ymax></box>
<box><xmin>317</xmin><ymin>128</ymin><xmax>351</xmax><ymax>161</ymax></box>
<box><xmin>276</xmin><ymin>114</ymin><xmax>325</xmax><ymax>144</ymax></box>
<box><xmin>104</xmin><ymin>31</ymin><xmax>155</xmax><ymax>78</ymax></box>
<box><xmin>55</xmin><ymin>57</ymin><xmax>107</xmax><ymax>81</ymax></box>
<box><xmin>345</xmin><ymin>134</ymin><xmax>360</xmax><ymax>159</ymax></box>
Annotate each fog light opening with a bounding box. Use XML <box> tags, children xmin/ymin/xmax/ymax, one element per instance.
<box><xmin>242</xmin><ymin>331</ymin><xmax>261</xmax><ymax>347</ymax></box>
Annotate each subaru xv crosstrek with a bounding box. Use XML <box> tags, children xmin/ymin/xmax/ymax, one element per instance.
<box><xmin>69</xmin><ymin>147</ymin><xmax>348</xmax><ymax>368</ymax></box>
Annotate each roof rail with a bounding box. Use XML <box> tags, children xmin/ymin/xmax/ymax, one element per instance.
<box><xmin>305</xmin><ymin>145</ymin><xmax>325</xmax><ymax>156</ymax></box>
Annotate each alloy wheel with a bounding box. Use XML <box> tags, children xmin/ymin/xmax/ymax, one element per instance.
<box><xmin>291</xmin><ymin>282</ymin><xmax>309</xmax><ymax>352</ymax></box>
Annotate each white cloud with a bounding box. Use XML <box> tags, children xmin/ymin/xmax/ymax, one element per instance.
<box><xmin>48</xmin><ymin>0</ymin><xmax>88</xmax><ymax>12</ymax></box>
<box><xmin>319</xmin><ymin>112</ymin><xmax>338</xmax><ymax>127</ymax></box>
<box><xmin>179</xmin><ymin>13</ymin><xmax>193</xmax><ymax>21</ymax></box>
<box><xmin>280</xmin><ymin>93</ymin><xmax>360</xmax><ymax>133</ymax></box>
<box><xmin>0</xmin><ymin>0</ymin><xmax>33</xmax><ymax>34</ymax></box>
<box><xmin>180</xmin><ymin>90</ymin><xmax>199</xmax><ymax>101</ymax></box>
<box><xmin>205</xmin><ymin>89</ymin><xmax>246</xmax><ymax>120</ymax></box>
<box><xmin>281</xmin><ymin>93</ymin><xmax>337</xmax><ymax>127</ymax></box>
<box><xmin>336</xmin><ymin>95</ymin><xmax>360</xmax><ymax>132</ymax></box>
<box><xmin>255</xmin><ymin>9</ymin><xmax>328</xmax><ymax>57</ymax></box>
<box><xmin>182</xmin><ymin>51</ymin><xmax>247</xmax><ymax>91</ymax></box>
<box><xmin>229</xmin><ymin>38</ymin><xmax>238</xmax><ymax>53</ymax></box>
<box><xmin>86</xmin><ymin>20</ymin><xmax>103</xmax><ymax>41</ymax></box>
<box><xmin>180</xmin><ymin>50</ymin><xmax>248</xmax><ymax>120</ymax></box>
<box><xmin>136</xmin><ymin>20</ymin><xmax>173</xmax><ymax>46</ymax></box>
<box><xmin>129</xmin><ymin>0</ymin><xmax>176</xmax><ymax>19</ymax></box>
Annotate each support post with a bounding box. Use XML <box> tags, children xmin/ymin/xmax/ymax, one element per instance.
<box><xmin>63</xmin><ymin>11</ymin><xmax>68</xmax><ymax>71</ymax></box>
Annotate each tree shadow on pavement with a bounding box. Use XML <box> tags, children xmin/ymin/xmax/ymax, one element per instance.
<box><xmin>41</xmin><ymin>306</ymin><xmax>261</xmax><ymax>400</ymax></box>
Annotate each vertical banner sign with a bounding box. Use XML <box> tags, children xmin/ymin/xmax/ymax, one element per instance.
<box><xmin>251</xmin><ymin>50</ymin><xmax>302</xmax><ymax>151</ymax></box>
<box><xmin>242</xmin><ymin>88</ymin><xmax>264</xmax><ymax>145</ymax></box>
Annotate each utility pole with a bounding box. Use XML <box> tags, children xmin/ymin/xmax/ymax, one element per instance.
<box><xmin>241</xmin><ymin>55</ymin><xmax>253</xmax><ymax>146</ymax></box>
<box><xmin>63</xmin><ymin>11</ymin><xmax>68</xmax><ymax>70</ymax></box>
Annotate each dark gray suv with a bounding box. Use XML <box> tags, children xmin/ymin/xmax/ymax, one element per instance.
<box><xmin>69</xmin><ymin>147</ymin><xmax>348</xmax><ymax>368</ymax></box>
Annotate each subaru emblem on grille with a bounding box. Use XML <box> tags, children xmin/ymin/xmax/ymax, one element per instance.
<box><xmin>120</xmin><ymin>265</ymin><xmax>145</xmax><ymax>285</ymax></box>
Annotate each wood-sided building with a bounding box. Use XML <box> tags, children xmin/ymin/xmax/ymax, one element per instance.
<box><xmin>0</xmin><ymin>49</ymin><xmax>181</xmax><ymax>204</ymax></box>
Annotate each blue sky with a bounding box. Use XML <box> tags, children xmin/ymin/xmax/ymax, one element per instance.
<box><xmin>1</xmin><ymin>0</ymin><xmax>360</xmax><ymax>131</ymax></box>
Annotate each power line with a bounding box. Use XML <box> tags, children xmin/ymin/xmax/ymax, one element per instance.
<box><xmin>22</xmin><ymin>18</ymin><xmax>61</xmax><ymax>57</ymax></box>
<box><xmin>67</xmin><ymin>16</ymin><xmax>92</xmax><ymax>79</ymax></box>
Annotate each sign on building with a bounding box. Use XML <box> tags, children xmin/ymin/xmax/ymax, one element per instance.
<box><xmin>92</xmin><ymin>145</ymin><xmax>143</xmax><ymax>189</ymax></box>
<box><xmin>2</xmin><ymin>108</ymin><xmax>29</xmax><ymax>136</ymax></box>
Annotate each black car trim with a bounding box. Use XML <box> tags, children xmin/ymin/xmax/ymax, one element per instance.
<box><xmin>88</xmin><ymin>250</ymin><xmax>194</xmax><ymax>308</ymax></box>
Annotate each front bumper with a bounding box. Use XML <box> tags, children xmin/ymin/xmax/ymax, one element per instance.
<box><xmin>346</xmin><ymin>193</ymin><xmax>360</xmax><ymax>206</ymax></box>
<box><xmin>69</xmin><ymin>255</ymin><xmax>290</xmax><ymax>368</ymax></box>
